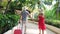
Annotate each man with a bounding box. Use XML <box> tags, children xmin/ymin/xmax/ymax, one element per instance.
<box><xmin>20</xmin><ymin>8</ymin><xmax>33</xmax><ymax>34</ymax></box>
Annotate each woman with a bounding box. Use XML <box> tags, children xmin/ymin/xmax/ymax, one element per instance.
<box><xmin>38</xmin><ymin>9</ymin><xmax>46</xmax><ymax>34</ymax></box>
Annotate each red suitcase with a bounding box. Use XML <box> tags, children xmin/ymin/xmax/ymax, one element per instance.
<box><xmin>14</xmin><ymin>29</ymin><xmax>22</xmax><ymax>34</ymax></box>
<box><xmin>14</xmin><ymin>22</ymin><xmax>22</xmax><ymax>34</ymax></box>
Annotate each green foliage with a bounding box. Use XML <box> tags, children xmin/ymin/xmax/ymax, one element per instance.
<box><xmin>9</xmin><ymin>1</ymin><xmax>22</xmax><ymax>10</ymax></box>
<box><xmin>46</xmin><ymin>19</ymin><xmax>60</xmax><ymax>28</ymax></box>
<box><xmin>0</xmin><ymin>1</ymin><xmax>21</xmax><ymax>33</ymax></box>
<box><xmin>44</xmin><ymin>0</ymin><xmax>52</xmax><ymax>5</ymax></box>
<box><xmin>45</xmin><ymin>2</ymin><xmax>58</xmax><ymax>20</ymax></box>
<box><xmin>45</xmin><ymin>9</ymin><xmax>56</xmax><ymax>19</ymax></box>
<box><xmin>0</xmin><ymin>0</ymin><xmax>8</xmax><ymax>8</ymax></box>
<box><xmin>0</xmin><ymin>14</ymin><xmax>20</xmax><ymax>34</ymax></box>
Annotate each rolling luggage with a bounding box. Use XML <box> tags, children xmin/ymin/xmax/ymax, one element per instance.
<box><xmin>14</xmin><ymin>21</ymin><xmax>22</xmax><ymax>34</ymax></box>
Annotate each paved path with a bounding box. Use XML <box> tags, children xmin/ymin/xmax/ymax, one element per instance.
<box><xmin>4</xmin><ymin>21</ymin><xmax>56</xmax><ymax>34</ymax></box>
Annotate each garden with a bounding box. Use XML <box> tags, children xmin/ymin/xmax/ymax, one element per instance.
<box><xmin>0</xmin><ymin>0</ymin><xmax>60</xmax><ymax>34</ymax></box>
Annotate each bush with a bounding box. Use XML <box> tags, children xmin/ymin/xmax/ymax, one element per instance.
<box><xmin>0</xmin><ymin>14</ymin><xmax>20</xmax><ymax>34</ymax></box>
<box><xmin>45</xmin><ymin>19</ymin><xmax>60</xmax><ymax>28</ymax></box>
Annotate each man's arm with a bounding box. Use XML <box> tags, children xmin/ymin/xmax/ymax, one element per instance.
<box><xmin>20</xmin><ymin>15</ymin><xmax>22</xmax><ymax>20</ymax></box>
<box><xmin>20</xmin><ymin>11</ymin><xmax>22</xmax><ymax>20</ymax></box>
<box><xmin>28</xmin><ymin>14</ymin><xmax>33</xmax><ymax>21</ymax></box>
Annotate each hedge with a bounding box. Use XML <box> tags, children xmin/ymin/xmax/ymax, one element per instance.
<box><xmin>0</xmin><ymin>14</ymin><xmax>20</xmax><ymax>34</ymax></box>
<box><xmin>45</xmin><ymin>19</ymin><xmax>60</xmax><ymax>28</ymax></box>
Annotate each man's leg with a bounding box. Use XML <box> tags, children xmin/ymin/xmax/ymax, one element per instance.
<box><xmin>24</xmin><ymin>23</ymin><xmax>26</xmax><ymax>34</ymax></box>
<box><xmin>21</xmin><ymin>21</ymin><xmax>24</xmax><ymax>34</ymax></box>
<box><xmin>22</xmin><ymin>21</ymin><xmax>26</xmax><ymax>34</ymax></box>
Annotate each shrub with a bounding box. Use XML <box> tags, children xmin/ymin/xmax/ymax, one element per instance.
<box><xmin>45</xmin><ymin>19</ymin><xmax>60</xmax><ymax>28</ymax></box>
<box><xmin>0</xmin><ymin>14</ymin><xmax>20</xmax><ymax>34</ymax></box>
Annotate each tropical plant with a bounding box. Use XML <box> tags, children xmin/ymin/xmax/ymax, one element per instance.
<box><xmin>0</xmin><ymin>14</ymin><xmax>20</xmax><ymax>34</ymax></box>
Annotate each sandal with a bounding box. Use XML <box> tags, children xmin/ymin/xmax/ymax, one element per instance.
<box><xmin>24</xmin><ymin>33</ymin><xmax>26</xmax><ymax>34</ymax></box>
<box><xmin>39</xmin><ymin>33</ymin><xmax>41</xmax><ymax>34</ymax></box>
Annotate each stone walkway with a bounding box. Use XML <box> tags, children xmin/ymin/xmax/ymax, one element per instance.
<box><xmin>4</xmin><ymin>21</ymin><xmax>56</xmax><ymax>34</ymax></box>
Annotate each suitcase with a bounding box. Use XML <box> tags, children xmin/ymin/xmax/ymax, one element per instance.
<box><xmin>14</xmin><ymin>29</ymin><xmax>22</xmax><ymax>34</ymax></box>
<box><xmin>14</xmin><ymin>21</ymin><xmax>22</xmax><ymax>34</ymax></box>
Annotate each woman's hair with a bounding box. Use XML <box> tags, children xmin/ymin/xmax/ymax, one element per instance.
<box><xmin>40</xmin><ymin>13</ymin><xmax>44</xmax><ymax>15</ymax></box>
<box><xmin>39</xmin><ymin>8</ymin><xmax>44</xmax><ymax>15</ymax></box>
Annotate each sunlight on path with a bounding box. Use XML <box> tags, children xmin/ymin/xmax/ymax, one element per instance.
<box><xmin>4</xmin><ymin>22</ymin><xmax>56</xmax><ymax>34</ymax></box>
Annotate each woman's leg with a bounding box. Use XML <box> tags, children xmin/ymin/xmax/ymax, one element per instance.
<box><xmin>42</xmin><ymin>30</ymin><xmax>44</xmax><ymax>34</ymax></box>
<box><xmin>39</xmin><ymin>29</ymin><xmax>41</xmax><ymax>34</ymax></box>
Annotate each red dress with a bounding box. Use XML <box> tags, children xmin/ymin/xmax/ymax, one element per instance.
<box><xmin>38</xmin><ymin>15</ymin><xmax>46</xmax><ymax>30</ymax></box>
